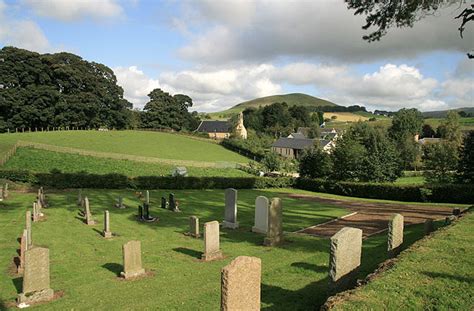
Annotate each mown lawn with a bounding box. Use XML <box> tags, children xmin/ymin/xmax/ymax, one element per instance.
<box><xmin>4</xmin><ymin>147</ymin><xmax>251</xmax><ymax>177</ymax></box>
<box><xmin>0</xmin><ymin>188</ymin><xmax>432</xmax><ymax>310</ymax></box>
<box><xmin>394</xmin><ymin>176</ymin><xmax>425</xmax><ymax>185</ymax></box>
<box><xmin>0</xmin><ymin>130</ymin><xmax>249</xmax><ymax>164</ymax></box>
<box><xmin>333</xmin><ymin>212</ymin><xmax>474</xmax><ymax>310</ymax></box>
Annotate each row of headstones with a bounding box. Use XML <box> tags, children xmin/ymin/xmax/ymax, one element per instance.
<box><xmin>0</xmin><ymin>183</ymin><xmax>9</xmax><ymax>201</ymax></box>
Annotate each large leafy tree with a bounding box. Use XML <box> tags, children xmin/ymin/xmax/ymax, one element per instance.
<box><xmin>437</xmin><ymin>111</ymin><xmax>462</xmax><ymax>146</ymax></box>
<box><xmin>423</xmin><ymin>141</ymin><xmax>459</xmax><ymax>184</ymax></box>
<box><xmin>0</xmin><ymin>46</ymin><xmax>132</xmax><ymax>131</ymax></box>
<box><xmin>299</xmin><ymin>147</ymin><xmax>333</xmax><ymax>179</ymax></box>
<box><xmin>457</xmin><ymin>131</ymin><xmax>474</xmax><ymax>183</ymax></box>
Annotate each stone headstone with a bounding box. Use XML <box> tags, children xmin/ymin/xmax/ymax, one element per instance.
<box><xmin>17</xmin><ymin>247</ymin><xmax>54</xmax><ymax>305</ymax></box>
<box><xmin>161</xmin><ymin>197</ymin><xmax>167</xmax><ymax>209</ymax></box>
<box><xmin>143</xmin><ymin>203</ymin><xmax>150</xmax><ymax>220</ymax></box>
<box><xmin>18</xmin><ymin>229</ymin><xmax>28</xmax><ymax>274</ymax></box>
<box><xmin>388</xmin><ymin>213</ymin><xmax>404</xmax><ymax>257</ymax></box>
<box><xmin>145</xmin><ymin>190</ymin><xmax>150</xmax><ymax>205</ymax></box>
<box><xmin>222</xmin><ymin>188</ymin><xmax>239</xmax><ymax>229</ymax></box>
<box><xmin>221</xmin><ymin>256</ymin><xmax>261</xmax><ymax>311</ymax></box>
<box><xmin>103</xmin><ymin>210</ymin><xmax>112</xmax><ymax>238</ymax></box>
<box><xmin>3</xmin><ymin>183</ymin><xmax>9</xmax><ymax>199</ymax></box>
<box><xmin>252</xmin><ymin>196</ymin><xmax>269</xmax><ymax>234</ymax></box>
<box><xmin>33</xmin><ymin>202</ymin><xmax>40</xmax><ymax>222</ymax></box>
<box><xmin>84</xmin><ymin>197</ymin><xmax>96</xmax><ymax>225</ymax></box>
<box><xmin>169</xmin><ymin>193</ymin><xmax>176</xmax><ymax>211</ymax></box>
<box><xmin>26</xmin><ymin>211</ymin><xmax>32</xmax><ymax>248</ymax></box>
<box><xmin>0</xmin><ymin>187</ymin><xmax>3</xmax><ymax>201</ymax></box>
<box><xmin>424</xmin><ymin>219</ymin><xmax>434</xmax><ymax>235</ymax></box>
<box><xmin>138</xmin><ymin>205</ymin><xmax>143</xmax><ymax>220</ymax></box>
<box><xmin>263</xmin><ymin>198</ymin><xmax>283</xmax><ymax>246</ymax></box>
<box><xmin>202</xmin><ymin>221</ymin><xmax>223</xmax><ymax>261</ymax></box>
<box><xmin>77</xmin><ymin>190</ymin><xmax>82</xmax><ymax>206</ymax></box>
<box><xmin>188</xmin><ymin>216</ymin><xmax>200</xmax><ymax>238</ymax></box>
<box><xmin>115</xmin><ymin>196</ymin><xmax>125</xmax><ymax>209</ymax></box>
<box><xmin>121</xmin><ymin>240</ymin><xmax>146</xmax><ymax>279</ymax></box>
<box><xmin>329</xmin><ymin>227</ymin><xmax>362</xmax><ymax>293</ymax></box>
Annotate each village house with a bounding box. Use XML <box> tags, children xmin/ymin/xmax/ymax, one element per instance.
<box><xmin>195</xmin><ymin>120</ymin><xmax>232</xmax><ymax>139</ymax></box>
<box><xmin>271</xmin><ymin>137</ymin><xmax>334</xmax><ymax>159</ymax></box>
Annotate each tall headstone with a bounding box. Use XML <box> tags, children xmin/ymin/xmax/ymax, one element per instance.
<box><xmin>17</xmin><ymin>247</ymin><xmax>54</xmax><ymax>305</ymax></box>
<box><xmin>202</xmin><ymin>221</ymin><xmax>223</xmax><ymax>261</ymax></box>
<box><xmin>388</xmin><ymin>213</ymin><xmax>404</xmax><ymax>257</ymax></box>
<box><xmin>26</xmin><ymin>211</ymin><xmax>32</xmax><ymax>248</ymax></box>
<box><xmin>121</xmin><ymin>240</ymin><xmax>146</xmax><ymax>279</ymax></box>
<box><xmin>77</xmin><ymin>189</ymin><xmax>82</xmax><ymax>206</ymax></box>
<box><xmin>222</xmin><ymin>188</ymin><xmax>239</xmax><ymax>229</ymax></box>
<box><xmin>103</xmin><ymin>210</ymin><xmax>112</xmax><ymax>238</ymax></box>
<box><xmin>18</xmin><ymin>229</ymin><xmax>28</xmax><ymax>274</ymax></box>
<box><xmin>161</xmin><ymin>197</ymin><xmax>167</xmax><ymax>209</ymax></box>
<box><xmin>115</xmin><ymin>196</ymin><xmax>125</xmax><ymax>209</ymax></box>
<box><xmin>263</xmin><ymin>198</ymin><xmax>283</xmax><ymax>246</ymax></box>
<box><xmin>33</xmin><ymin>202</ymin><xmax>40</xmax><ymax>222</ymax></box>
<box><xmin>188</xmin><ymin>216</ymin><xmax>200</xmax><ymax>238</ymax></box>
<box><xmin>143</xmin><ymin>203</ymin><xmax>150</xmax><ymax>220</ymax></box>
<box><xmin>145</xmin><ymin>190</ymin><xmax>150</xmax><ymax>205</ymax></box>
<box><xmin>84</xmin><ymin>197</ymin><xmax>96</xmax><ymax>225</ymax></box>
<box><xmin>169</xmin><ymin>193</ymin><xmax>176</xmax><ymax>211</ymax></box>
<box><xmin>329</xmin><ymin>227</ymin><xmax>362</xmax><ymax>293</ymax></box>
<box><xmin>252</xmin><ymin>196</ymin><xmax>269</xmax><ymax>234</ymax></box>
<box><xmin>137</xmin><ymin>205</ymin><xmax>143</xmax><ymax>220</ymax></box>
<box><xmin>3</xmin><ymin>183</ymin><xmax>8</xmax><ymax>199</ymax></box>
<box><xmin>221</xmin><ymin>256</ymin><xmax>261</xmax><ymax>311</ymax></box>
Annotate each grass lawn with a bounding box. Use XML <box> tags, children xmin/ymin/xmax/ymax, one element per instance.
<box><xmin>333</xmin><ymin>212</ymin><xmax>474</xmax><ymax>310</ymax></box>
<box><xmin>0</xmin><ymin>188</ymin><xmax>433</xmax><ymax>310</ymax></box>
<box><xmin>394</xmin><ymin>176</ymin><xmax>425</xmax><ymax>185</ymax></box>
<box><xmin>0</xmin><ymin>131</ymin><xmax>250</xmax><ymax>164</ymax></box>
<box><xmin>3</xmin><ymin>148</ymin><xmax>251</xmax><ymax>177</ymax></box>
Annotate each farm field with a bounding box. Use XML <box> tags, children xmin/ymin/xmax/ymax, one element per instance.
<box><xmin>3</xmin><ymin>148</ymin><xmax>251</xmax><ymax>177</ymax></box>
<box><xmin>0</xmin><ymin>131</ymin><xmax>250</xmax><ymax>165</ymax></box>
<box><xmin>0</xmin><ymin>188</ymin><xmax>440</xmax><ymax>310</ymax></box>
<box><xmin>323</xmin><ymin>112</ymin><xmax>369</xmax><ymax>122</ymax></box>
<box><xmin>332</xmin><ymin>212</ymin><xmax>474</xmax><ymax>310</ymax></box>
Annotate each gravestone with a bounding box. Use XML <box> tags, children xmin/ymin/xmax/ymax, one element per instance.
<box><xmin>388</xmin><ymin>213</ymin><xmax>404</xmax><ymax>257</ymax></box>
<box><xmin>143</xmin><ymin>203</ymin><xmax>150</xmax><ymax>220</ymax></box>
<box><xmin>188</xmin><ymin>216</ymin><xmax>200</xmax><ymax>238</ymax></box>
<box><xmin>0</xmin><ymin>187</ymin><xmax>3</xmax><ymax>201</ymax></box>
<box><xmin>33</xmin><ymin>202</ymin><xmax>40</xmax><ymax>222</ymax></box>
<box><xmin>3</xmin><ymin>183</ymin><xmax>8</xmax><ymax>199</ymax></box>
<box><xmin>202</xmin><ymin>221</ymin><xmax>223</xmax><ymax>261</ymax></box>
<box><xmin>252</xmin><ymin>196</ymin><xmax>269</xmax><ymax>234</ymax></box>
<box><xmin>138</xmin><ymin>205</ymin><xmax>143</xmax><ymax>220</ymax></box>
<box><xmin>17</xmin><ymin>247</ymin><xmax>54</xmax><ymax>305</ymax></box>
<box><xmin>329</xmin><ymin>227</ymin><xmax>362</xmax><ymax>293</ymax></box>
<box><xmin>115</xmin><ymin>196</ymin><xmax>125</xmax><ymax>209</ymax></box>
<box><xmin>263</xmin><ymin>198</ymin><xmax>283</xmax><ymax>246</ymax></box>
<box><xmin>161</xmin><ymin>197</ymin><xmax>167</xmax><ymax>209</ymax></box>
<box><xmin>221</xmin><ymin>256</ymin><xmax>261</xmax><ymax>311</ymax></box>
<box><xmin>26</xmin><ymin>211</ymin><xmax>32</xmax><ymax>248</ymax></box>
<box><xmin>103</xmin><ymin>210</ymin><xmax>112</xmax><ymax>238</ymax></box>
<box><xmin>84</xmin><ymin>197</ymin><xmax>96</xmax><ymax>225</ymax></box>
<box><xmin>145</xmin><ymin>190</ymin><xmax>150</xmax><ymax>205</ymax></box>
<box><xmin>169</xmin><ymin>193</ymin><xmax>176</xmax><ymax>211</ymax></box>
<box><xmin>18</xmin><ymin>229</ymin><xmax>28</xmax><ymax>274</ymax></box>
<box><xmin>424</xmin><ymin>219</ymin><xmax>434</xmax><ymax>235</ymax></box>
<box><xmin>77</xmin><ymin>190</ymin><xmax>82</xmax><ymax>206</ymax></box>
<box><xmin>222</xmin><ymin>188</ymin><xmax>239</xmax><ymax>229</ymax></box>
<box><xmin>121</xmin><ymin>240</ymin><xmax>146</xmax><ymax>279</ymax></box>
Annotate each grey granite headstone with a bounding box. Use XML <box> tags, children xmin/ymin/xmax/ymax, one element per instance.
<box><xmin>252</xmin><ymin>196</ymin><xmax>269</xmax><ymax>234</ymax></box>
<box><xmin>202</xmin><ymin>221</ymin><xmax>223</xmax><ymax>261</ymax></box>
<box><xmin>222</xmin><ymin>188</ymin><xmax>238</xmax><ymax>229</ymax></box>
<box><xmin>188</xmin><ymin>216</ymin><xmax>200</xmax><ymax>238</ymax></box>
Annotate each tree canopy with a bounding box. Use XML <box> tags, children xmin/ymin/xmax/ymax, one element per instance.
<box><xmin>0</xmin><ymin>46</ymin><xmax>133</xmax><ymax>131</ymax></box>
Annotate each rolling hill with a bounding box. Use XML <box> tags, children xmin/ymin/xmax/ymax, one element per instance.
<box><xmin>422</xmin><ymin>107</ymin><xmax>474</xmax><ymax>118</ymax></box>
<box><xmin>208</xmin><ymin>93</ymin><xmax>338</xmax><ymax>119</ymax></box>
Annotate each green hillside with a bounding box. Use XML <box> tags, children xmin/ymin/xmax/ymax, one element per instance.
<box><xmin>422</xmin><ymin>107</ymin><xmax>474</xmax><ymax>118</ymax></box>
<box><xmin>208</xmin><ymin>93</ymin><xmax>338</xmax><ymax>119</ymax></box>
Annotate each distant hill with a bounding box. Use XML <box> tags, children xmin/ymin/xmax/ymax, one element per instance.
<box><xmin>422</xmin><ymin>107</ymin><xmax>474</xmax><ymax>118</ymax></box>
<box><xmin>208</xmin><ymin>93</ymin><xmax>338</xmax><ymax>119</ymax></box>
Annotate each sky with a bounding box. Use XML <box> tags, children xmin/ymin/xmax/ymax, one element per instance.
<box><xmin>0</xmin><ymin>0</ymin><xmax>473</xmax><ymax>113</ymax></box>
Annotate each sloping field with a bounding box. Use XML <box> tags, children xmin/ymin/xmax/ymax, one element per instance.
<box><xmin>324</xmin><ymin>112</ymin><xmax>369</xmax><ymax>122</ymax></box>
<box><xmin>0</xmin><ymin>130</ymin><xmax>250</xmax><ymax>166</ymax></box>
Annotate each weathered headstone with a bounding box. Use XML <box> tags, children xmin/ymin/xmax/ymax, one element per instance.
<box><xmin>388</xmin><ymin>213</ymin><xmax>404</xmax><ymax>257</ymax></box>
<box><xmin>18</xmin><ymin>229</ymin><xmax>28</xmax><ymax>274</ymax></box>
<box><xmin>3</xmin><ymin>183</ymin><xmax>9</xmax><ymax>199</ymax></box>
<box><xmin>26</xmin><ymin>211</ymin><xmax>32</xmax><ymax>248</ymax></box>
<box><xmin>329</xmin><ymin>227</ymin><xmax>362</xmax><ymax>293</ymax></box>
<box><xmin>138</xmin><ymin>205</ymin><xmax>143</xmax><ymax>220</ymax></box>
<box><xmin>17</xmin><ymin>247</ymin><xmax>54</xmax><ymax>305</ymax></box>
<box><xmin>188</xmin><ymin>216</ymin><xmax>200</xmax><ymax>238</ymax></box>
<box><xmin>77</xmin><ymin>190</ymin><xmax>82</xmax><ymax>206</ymax></box>
<box><xmin>115</xmin><ymin>196</ymin><xmax>125</xmax><ymax>209</ymax></box>
<box><xmin>143</xmin><ymin>203</ymin><xmax>150</xmax><ymax>220</ymax></box>
<box><xmin>222</xmin><ymin>188</ymin><xmax>239</xmax><ymax>229</ymax></box>
<box><xmin>145</xmin><ymin>190</ymin><xmax>150</xmax><ymax>205</ymax></box>
<box><xmin>252</xmin><ymin>196</ymin><xmax>269</xmax><ymax>234</ymax></box>
<box><xmin>202</xmin><ymin>221</ymin><xmax>223</xmax><ymax>261</ymax></box>
<box><xmin>161</xmin><ymin>196</ymin><xmax>167</xmax><ymax>209</ymax></box>
<box><xmin>263</xmin><ymin>198</ymin><xmax>283</xmax><ymax>246</ymax></box>
<box><xmin>103</xmin><ymin>210</ymin><xmax>112</xmax><ymax>238</ymax></box>
<box><xmin>33</xmin><ymin>202</ymin><xmax>40</xmax><ymax>222</ymax></box>
<box><xmin>84</xmin><ymin>197</ymin><xmax>96</xmax><ymax>225</ymax></box>
<box><xmin>121</xmin><ymin>240</ymin><xmax>146</xmax><ymax>279</ymax></box>
<box><xmin>169</xmin><ymin>193</ymin><xmax>176</xmax><ymax>211</ymax></box>
<box><xmin>221</xmin><ymin>256</ymin><xmax>261</xmax><ymax>311</ymax></box>
<box><xmin>424</xmin><ymin>219</ymin><xmax>434</xmax><ymax>235</ymax></box>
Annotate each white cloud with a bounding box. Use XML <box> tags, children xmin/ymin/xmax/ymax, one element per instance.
<box><xmin>23</xmin><ymin>0</ymin><xmax>123</xmax><ymax>21</ymax></box>
<box><xmin>114</xmin><ymin>66</ymin><xmax>162</xmax><ymax>108</ymax></box>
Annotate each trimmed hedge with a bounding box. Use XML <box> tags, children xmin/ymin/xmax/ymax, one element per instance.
<box><xmin>295</xmin><ymin>177</ymin><xmax>474</xmax><ymax>204</ymax></box>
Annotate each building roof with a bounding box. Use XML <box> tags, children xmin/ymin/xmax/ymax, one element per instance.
<box><xmin>418</xmin><ymin>138</ymin><xmax>441</xmax><ymax>145</ymax></box>
<box><xmin>288</xmin><ymin>132</ymin><xmax>306</xmax><ymax>139</ymax></box>
<box><xmin>196</xmin><ymin>121</ymin><xmax>232</xmax><ymax>133</ymax></box>
<box><xmin>272</xmin><ymin>137</ymin><xmax>333</xmax><ymax>150</ymax></box>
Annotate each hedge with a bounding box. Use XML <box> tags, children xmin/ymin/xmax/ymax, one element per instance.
<box><xmin>295</xmin><ymin>177</ymin><xmax>474</xmax><ymax>204</ymax></box>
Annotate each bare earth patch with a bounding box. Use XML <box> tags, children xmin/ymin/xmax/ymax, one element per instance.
<box><xmin>289</xmin><ymin>194</ymin><xmax>456</xmax><ymax>237</ymax></box>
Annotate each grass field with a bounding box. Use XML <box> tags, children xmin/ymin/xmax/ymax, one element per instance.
<box><xmin>333</xmin><ymin>212</ymin><xmax>474</xmax><ymax>310</ymax></box>
<box><xmin>0</xmin><ymin>188</ymin><xmax>439</xmax><ymax>310</ymax></box>
<box><xmin>3</xmin><ymin>148</ymin><xmax>251</xmax><ymax>177</ymax></box>
<box><xmin>324</xmin><ymin>112</ymin><xmax>369</xmax><ymax>122</ymax></box>
<box><xmin>394</xmin><ymin>176</ymin><xmax>425</xmax><ymax>185</ymax></box>
<box><xmin>0</xmin><ymin>131</ymin><xmax>250</xmax><ymax>165</ymax></box>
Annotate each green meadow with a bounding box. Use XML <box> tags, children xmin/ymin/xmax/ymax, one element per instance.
<box><xmin>0</xmin><ymin>188</ymin><xmax>437</xmax><ymax>310</ymax></box>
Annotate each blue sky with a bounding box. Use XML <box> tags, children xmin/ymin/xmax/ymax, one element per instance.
<box><xmin>0</xmin><ymin>0</ymin><xmax>472</xmax><ymax>112</ymax></box>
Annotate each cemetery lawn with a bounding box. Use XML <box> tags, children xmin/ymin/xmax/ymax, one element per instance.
<box><xmin>0</xmin><ymin>188</ymin><xmax>440</xmax><ymax>310</ymax></box>
<box><xmin>4</xmin><ymin>148</ymin><xmax>252</xmax><ymax>177</ymax></box>
<box><xmin>0</xmin><ymin>130</ymin><xmax>249</xmax><ymax>164</ymax></box>
<box><xmin>333</xmin><ymin>212</ymin><xmax>474</xmax><ymax>310</ymax></box>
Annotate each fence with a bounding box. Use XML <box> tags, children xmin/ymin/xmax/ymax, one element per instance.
<box><xmin>0</xmin><ymin>143</ymin><xmax>18</xmax><ymax>166</ymax></box>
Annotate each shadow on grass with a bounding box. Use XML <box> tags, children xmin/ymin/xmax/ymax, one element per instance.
<box><xmin>92</xmin><ymin>228</ymin><xmax>104</xmax><ymax>237</ymax></box>
<box><xmin>173</xmin><ymin>247</ymin><xmax>202</xmax><ymax>259</ymax></box>
<box><xmin>421</xmin><ymin>271</ymin><xmax>474</xmax><ymax>283</ymax></box>
<box><xmin>290</xmin><ymin>262</ymin><xmax>327</xmax><ymax>273</ymax></box>
<box><xmin>102</xmin><ymin>263</ymin><xmax>123</xmax><ymax>277</ymax></box>
<box><xmin>12</xmin><ymin>277</ymin><xmax>22</xmax><ymax>294</ymax></box>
